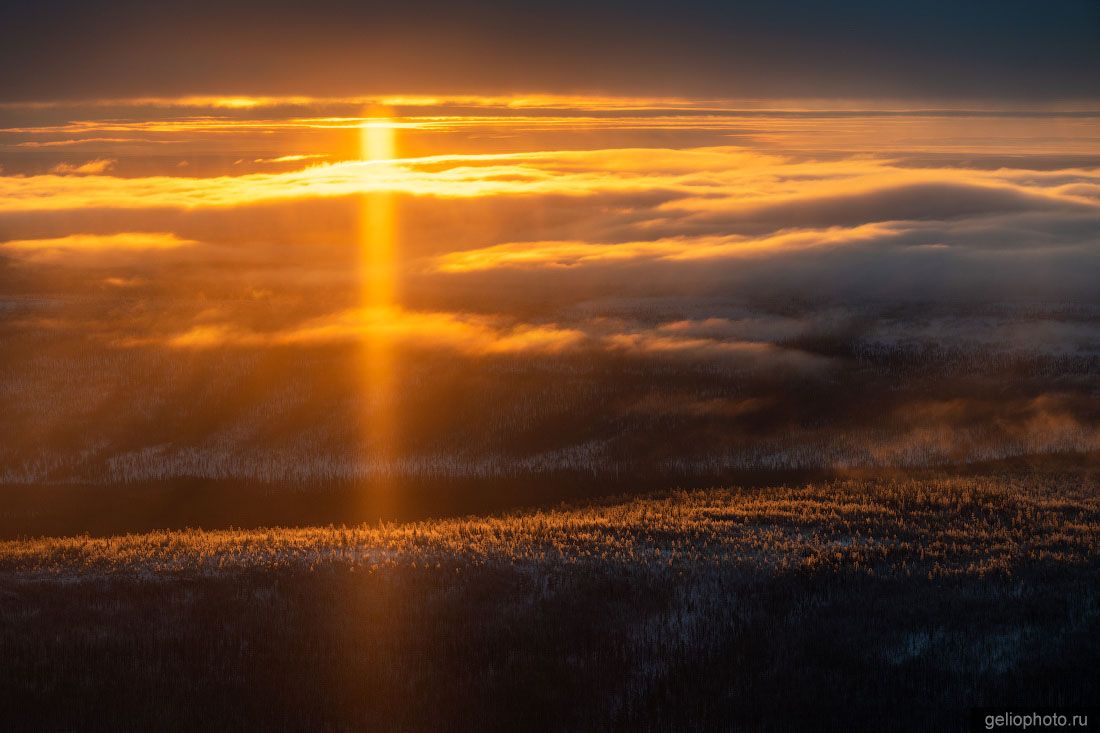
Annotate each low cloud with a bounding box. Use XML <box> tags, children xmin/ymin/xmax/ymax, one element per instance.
<box><xmin>432</xmin><ymin>224</ymin><xmax>900</xmax><ymax>272</ymax></box>
<box><xmin>133</xmin><ymin>307</ymin><xmax>587</xmax><ymax>356</ymax></box>
<box><xmin>124</xmin><ymin>306</ymin><xmax>834</xmax><ymax>376</ymax></box>
<box><xmin>1</xmin><ymin>232</ymin><xmax>197</xmax><ymax>267</ymax></box>
<box><xmin>49</xmin><ymin>158</ymin><xmax>116</xmax><ymax>175</ymax></box>
<box><xmin>252</xmin><ymin>154</ymin><xmax>330</xmax><ymax>164</ymax></box>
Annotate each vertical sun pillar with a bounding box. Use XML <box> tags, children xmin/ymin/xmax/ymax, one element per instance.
<box><xmin>358</xmin><ymin>109</ymin><xmax>399</xmax><ymax>517</ymax></box>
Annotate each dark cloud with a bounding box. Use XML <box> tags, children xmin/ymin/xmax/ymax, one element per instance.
<box><xmin>627</xmin><ymin>182</ymin><xmax>1094</xmax><ymax>241</ymax></box>
<box><xmin>415</xmin><ymin>216</ymin><xmax>1100</xmax><ymax>310</ymax></box>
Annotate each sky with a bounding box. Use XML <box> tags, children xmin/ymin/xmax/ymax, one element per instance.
<box><xmin>2</xmin><ymin>0</ymin><xmax>1098</xmax><ymax>102</ymax></box>
<box><xmin>1</xmin><ymin>2</ymin><xmax>1098</xmax><ymax>485</ymax></box>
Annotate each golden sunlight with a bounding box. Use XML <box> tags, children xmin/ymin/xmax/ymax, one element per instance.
<box><xmin>359</xmin><ymin>110</ymin><xmax>399</xmax><ymax>511</ymax></box>
<box><xmin>5</xmin><ymin>0</ymin><xmax>1100</xmax><ymax>723</ymax></box>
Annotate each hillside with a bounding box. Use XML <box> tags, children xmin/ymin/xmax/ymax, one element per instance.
<box><xmin>2</xmin><ymin>473</ymin><xmax>1098</xmax><ymax>730</ymax></box>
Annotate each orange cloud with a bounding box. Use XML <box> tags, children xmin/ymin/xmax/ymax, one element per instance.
<box><xmin>432</xmin><ymin>224</ymin><xmax>901</xmax><ymax>272</ymax></box>
<box><xmin>142</xmin><ymin>307</ymin><xmax>587</xmax><ymax>356</ymax></box>
<box><xmin>49</xmin><ymin>158</ymin><xmax>116</xmax><ymax>175</ymax></box>
<box><xmin>2</xmin><ymin>232</ymin><xmax>196</xmax><ymax>261</ymax></box>
<box><xmin>127</xmin><ymin>307</ymin><xmax>831</xmax><ymax>372</ymax></box>
<box><xmin>1</xmin><ymin>146</ymin><xmax>1093</xmax><ymax>216</ymax></box>
<box><xmin>253</xmin><ymin>154</ymin><xmax>330</xmax><ymax>164</ymax></box>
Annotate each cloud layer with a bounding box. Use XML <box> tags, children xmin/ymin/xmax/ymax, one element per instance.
<box><xmin>1</xmin><ymin>98</ymin><xmax>1098</xmax><ymax>483</ymax></box>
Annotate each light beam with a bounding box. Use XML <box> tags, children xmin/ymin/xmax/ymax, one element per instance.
<box><xmin>359</xmin><ymin>109</ymin><xmax>399</xmax><ymax>516</ymax></box>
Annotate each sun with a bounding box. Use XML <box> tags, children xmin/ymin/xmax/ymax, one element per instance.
<box><xmin>360</xmin><ymin>117</ymin><xmax>397</xmax><ymax>162</ymax></box>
